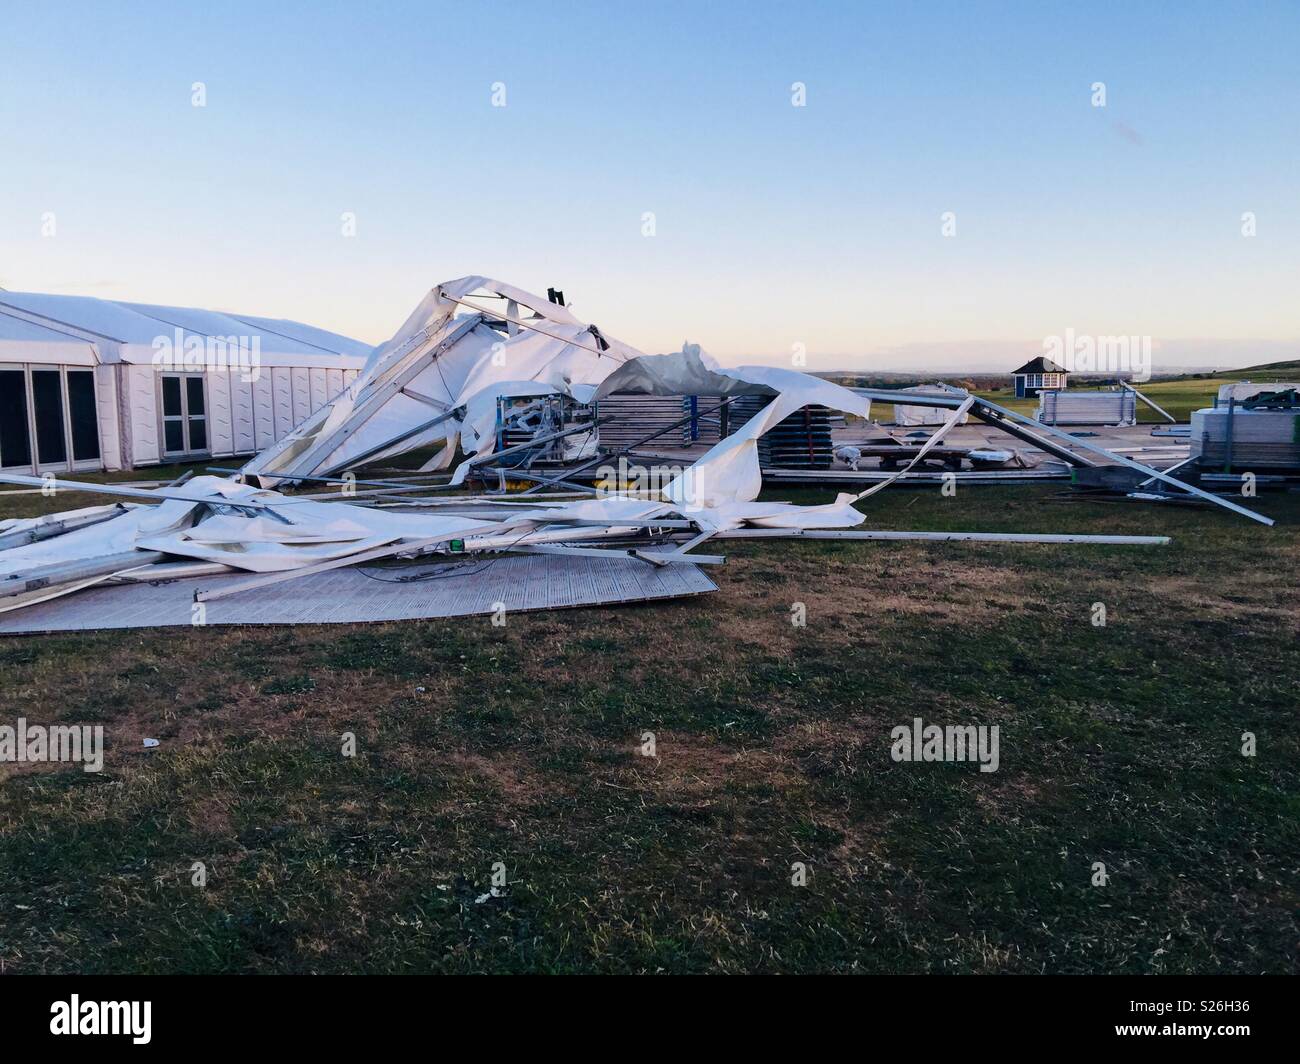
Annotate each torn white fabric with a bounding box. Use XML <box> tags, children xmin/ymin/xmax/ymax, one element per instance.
<box><xmin>650</xmin><ymin>362</ymin><xmax>872</xmax><ymax>509</ymax></box>
<box><xmin>681</xmin><ymin>496</ymin><xmax>866</xmax><ymax>533</ymax></box>
<box><xmin>132</xmin><ymin>479</ymin><xmax>492</xmax><ymax>573</ymax></box>
<box><xmin>244</xmin><ymin>278</ymin><xmax>640</xmax><ymax>484</ymax></box>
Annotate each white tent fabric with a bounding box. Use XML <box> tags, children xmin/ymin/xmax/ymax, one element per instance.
<box><xmin>0</xmin><ymin>311</ymin><xmax>100</xmax><ymax>366</ymax></box>
<box><xmin>244</xmin><ymin>277</ymin><xmax>642</xmax><ymax>483</ymax></box>
<box><xmin>0</xmin><ymin>293</ymin><xmax>371</xmax><ymax>368</ymax></box>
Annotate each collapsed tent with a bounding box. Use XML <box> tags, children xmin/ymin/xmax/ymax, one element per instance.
<box><xmin>0</xmin><ymin>282</ymin><xmax>884</xmax><ymax>618</ymax></box>
<box><xmin>240</xmin><ymin>277</ymin><xmax>874</xmax><ymax>511</ymax></box>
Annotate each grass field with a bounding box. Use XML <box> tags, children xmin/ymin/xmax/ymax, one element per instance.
<box><xmin>1</xmin><ymin>473</ymin><xmax>1296</xmax><ymax>974</ymax></box>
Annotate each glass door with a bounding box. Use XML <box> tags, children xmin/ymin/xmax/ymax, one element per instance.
<box><xmin>30</xmin><ymin>367</ymin><xmax>67</xmax><ymax>468</ymax></box>
<box><xmin>160</xmin><ymin>373</ymin><xmax>209</xmax><ymax>456</ymax></box>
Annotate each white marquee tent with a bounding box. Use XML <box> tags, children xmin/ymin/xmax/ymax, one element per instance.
<box><xmin>0</xmin><ymin>292</ymin><xmax>370</xmax><ymax>474</ymax></box>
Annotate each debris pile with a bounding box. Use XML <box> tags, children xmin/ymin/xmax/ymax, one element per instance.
<box><xmin>0</xmin><ymin>277</ymin><xmax>1273</xmax><ymax>631</ymax></box>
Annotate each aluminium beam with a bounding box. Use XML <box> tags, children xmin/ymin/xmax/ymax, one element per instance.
<box><xmin>0</xmin><ymin>505</ymin><xmax>128</xmax><ymax>551</ymax></box>
<box><xmin>712</xmin><ymin>529</ymin><xmax>1171</xmax><ymax>546</ymax></box>
<box><xmin>851</xmin><ymin>387</ymin><xmax>1095</xmax><ymax>468</ymax></box>
<box><xmin>972</xmin><ymin>396</ymin><xmax>1273</xmax><ymax>526</ymax></box>
<box><xmin>0</xmin><ymin>472</ymin><xmax>282</xmax><ymax>518</ymax></box>
<box><xmin>1121</xmin><ymin>381</ymin><xmax>1177</xmax><ymax>424</ymax></box>
<box><xmin>2</xmin><ymin>550</ymin><xmax>167</xmax><ymax>597</ymax></box>
<box><xmin>488</xmin><ymin>468</ymin><xmax>602</xmax><ymax>495</ymax></box>
<box><xmin>207</xmin><ymin>467</ymin><xmax>454</xmax><ymax>493</ymax></box>
<box><xmin>318</xmin><ymin>408</ymin><xmax>461</xmax><ymax>478</ymax></box>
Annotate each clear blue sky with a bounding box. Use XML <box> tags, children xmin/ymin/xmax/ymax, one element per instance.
<box><xmin>1</xmin><ymin>0</ymin><xmax>1297</xmax><ymax>372</ymax></box>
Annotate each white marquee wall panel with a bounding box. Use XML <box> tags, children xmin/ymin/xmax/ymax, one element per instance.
<box><xmin>1</xmin><ymin>360</ymin><xmax>359</xmax><ymax>473</ymax></box>
<box><xmin>207</xmin><ymin>371</ymin><xmax>235</xmax><ymax>457</ymax></box>
<box><xmin>272</xmin><ymin>369</ymin><xmax>294</xmax><ymax>439</ymax></box>
<box><xmin>310</xmin><ymin>368</ymin><xmax>328</xmax><ymax>412</ymax></box>
<box><xmin>94</xmin><ymin>367</ymin><xmax>124</xmax><ymax>472</ymax></box>
<box><xmin>231</xmin><ymin>376</ymin><xmax>256</xmax><ymax>454</ymax></box>
<box><xmin>291</xmin><ymin>368</ymin><xmax>311</xmax><ymax>424</ymax></box>
<box><xmin>252</xmin><ymin>375</ymin><xmax>276</xmax><ymax>450</ymax></box>
<box><xmin>126</xmin><ymin>366</ymin><xmax>160</xmax><ymax>466</ymax></box>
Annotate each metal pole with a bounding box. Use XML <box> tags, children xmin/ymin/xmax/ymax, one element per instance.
<box><xmin>712</xmin><ymin>529</ymin><xmax>1171</xmax><ymax>546</ymax></box>
<box><xmin>1121</xmin><ymin>381</ymin><xmax>1177</xmax><ymax>424</ymax></box>
<box><xmin>973</xmin><ymin>395</ymin><xmax>1272</xmax><ymax>526</ymax></box>
<box><xmin>0</xmin><ymin>505</ymin><xmax>127</xmax><ymax>552</ymax></box>
<box><xmin>2</xmin><ymin>550</ymin><xmax>167</xmax><ymax>597</ymax></box>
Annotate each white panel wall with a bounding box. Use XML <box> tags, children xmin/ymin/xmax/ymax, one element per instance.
<box><xmin>126</xmin><ymin>366</ymin><xmax>160</xmax><ymax>466</ymax></box>
<box><xmin>272</xmin><ymin>368</ymin><xmax>294</xmax><ymax>438</ymax></box>
<box><xmin>231</xmin><ymin>376</ymin><xmax>256</xmax><ymax>454</ymax></box>
<box><xmin>207</xmin><ymin>371</ymin><xmax>235</xmax><ymax>457</ymax></box>
<box><xmin>252</xmin><ymin>375</ymin><xmax>275</xmax><ymax>450</ymax></box>
<box><xmin>94</xmin><ymin>366</ymin><xmax>124</xmax><ymax>472</ymax></box>
<box><xmin>309</xmin><ymin>368</ymin><xmax>328</xmax><ymax>412</ymax></box>
<box><xmin>86</xmin><ymin>360</ymin><xmax>359</xmax><ymax>469</ymax></box>
<box><xmin>291</xmin><ymin>368</ymin><xmax>311</xmax><ymax>424</ymax></box>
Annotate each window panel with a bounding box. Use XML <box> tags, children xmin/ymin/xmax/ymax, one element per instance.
<box><xmin>185</xmin><ymin>376</ymin><xmax>206</xmax><ymax>415</ymax></box>
<box><xmin>162</xmin><ymin>376</ymin><xmax>182</xmax><ymax>416</ymax></box>
<box><xmin>67</xmin><ymin>370</ymin><xmax>100</xmax><ymax>461</ymax></box>
<box><xmin>188</xmin><ymin>416</ymin><xmax>207</xmax><ymax>451</ymax></box>
<box><xmin>164</xmin><ymin>420</ymin><xmax>185</xmax><ymax>453</ymax></box>
<box><xmin>0</xmin><ymin>369</ymin><xmax>32</xmax><ymax>468</ymax></box>
<box><xmin>31</xmin><ymin>369</ymin><xmax>67</xmax><ymax>465</ymax></box>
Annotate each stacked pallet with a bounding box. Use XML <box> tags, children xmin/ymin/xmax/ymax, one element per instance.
<box><xmin>590</xmin><ymin>393</ymin><xmax>834</xmax><ymax>470</ymax></box>
<box><xmin>1037</xmin><ymin>390</ymin><xmax>1136</xmax><ymax>426</ymax></box>
<box><xmin>1191</xmin><ymin>407</ymin><xmax>1300</xmax><ymax>470</ymax></box>
<box><xmin>726</xmin><ymin>396</ymin><xmax>835</xmax><ymax>470</ymax></box>
<box><xmin>593</xmin><ymin>394</ymin><xmax>723</xmax><ymax>450</ymax></box>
